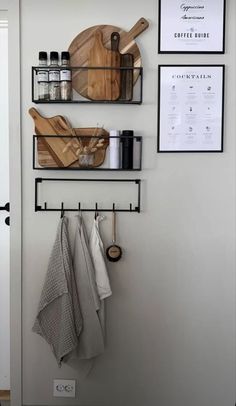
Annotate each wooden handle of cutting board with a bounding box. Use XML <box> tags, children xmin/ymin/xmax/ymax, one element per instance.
<box><xmin>29</xmin><ymin>107</ymin><xmax>43</xmax><ymax>121</ymax></box>
<box><xmin>126</xmin><ymin>17</ymin><xmax>149</xmax><ymax>42</ymax></box>
<box><xmin>29</xmin><ymin>107</ymin><xmax>66</xmax><ymax>136</ymax></box>
<box><xmin>111</xmin><ymin>32</ymin><xmax>120</xmax><ymax>51</ymax></box>
<box><xmin>29</xmin><ymin>108</ymin><xmax>71</xmax><ymax>134</ymax></box>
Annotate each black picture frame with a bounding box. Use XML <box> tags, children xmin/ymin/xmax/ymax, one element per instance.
<box><xmin>157</xmin><ymin>65</ymin><xmax>225</xmax><ymax>153</ymax></box>
<box><xmin>158</xmin><ymin>0</ymin><xmax>226</xmax><ymax>54</ymax></box>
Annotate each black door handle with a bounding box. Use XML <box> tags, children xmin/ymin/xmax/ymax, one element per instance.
<box><xmin>0</xmin><ymin>202</ymin><xmax>10</xmax><ymax>212</ymax></box>
<box><xmin>0</xmin><ymin>203</ymin><xmax>10</xmax><ymax>226</ymax></box>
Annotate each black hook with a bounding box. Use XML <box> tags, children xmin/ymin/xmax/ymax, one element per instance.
<box><xmin>95</xmin><ymin>202</ymin><xmax>98</xmax><ymax>219</ymax></box>
<box><xmin>112</xmin><ymin>203</ymin><xmax>116</xmax><ymax>212</ymax></box>
<box><xmin>44</xmin><ymin>202</ymin><xmax>47</xmax><ymax>210</ymax></box>
<box><xmin>130</xmin><ymin>203</ymin><xmax>133</xmax><ymax>212</ymax></box>
<box><xmin>60</xmin><ymin>202</ymin><xmax>64</xmax><ymax>218</ymax></box>
<box><xmin>78</xmin><ymin>202</ymin><xmax>81</xmax><ymax>211</ymax></box>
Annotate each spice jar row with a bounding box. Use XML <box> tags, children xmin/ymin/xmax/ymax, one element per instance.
<box><xmin>38</xmin><ymin>51</ymin><xmax>72</xmax><ymax>101</ymax></box>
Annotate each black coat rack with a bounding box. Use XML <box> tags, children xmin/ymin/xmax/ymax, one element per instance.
<box><xmin>35</xmin><ymin>178</ymin><xmax>141</xmax><ymax>213</ymax></box>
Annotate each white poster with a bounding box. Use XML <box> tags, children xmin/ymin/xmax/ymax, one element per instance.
<box><xmin>158</xmin><ymin>65</ymin><xmax>224</xmax><ymax>152</ymax></box>
<box><xmin>158</xmin><ymin>0</ymin><xmax>225</xmax><ymax>53</ymax></box>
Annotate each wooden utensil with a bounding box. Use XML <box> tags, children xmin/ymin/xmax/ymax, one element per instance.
<box><xmin>106</xmin><ymin>211</ymin><xmax>122</xmax><ymax>262</ymax></box>
<box><xmin>111</xmin><ymin>32</ymin><xmax>134</xmax><ymax>101</ymax></box>
<box><xmin>37</xmin><ymin>127</ymin><xmax>109</xmax><ymax>168</ymax></box>
<box><xmin>68</xmin><ymin>17</ymin><xmax>149</xmax><ymax>99</ymax></box>
<box><xmin>29</xmin><ymin>107</ymin><xmax>78</xmax><ymax>167</ymax></box>
<box><xmin>87</xmin><ymin>29</ymin><xmax>120</xmax><ymax>101</ymax></box>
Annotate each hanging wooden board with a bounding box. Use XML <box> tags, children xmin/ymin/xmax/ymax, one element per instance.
<box><xmin>111</xmin><ymin>31</ymin><xmax>134</xmax><ymax>101</ymax></box>
<box><xmin>87</xmin><ymin>30</ymin><xmax>120</xmax><ymax>100</ymax></box>
<box><xmin>68</xmin><ymin>17</ymin><xmax>149</xmax><ymax>99</ymax></box>
<box><xmin>29</xmin><ymin>107</ymin><xmax>78</xmax><ymax>167</ymax></box>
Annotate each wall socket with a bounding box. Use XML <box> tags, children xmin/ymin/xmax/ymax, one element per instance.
<box><xmin>53</xmin><ymin>379</ymin><xmax>76</xmax><ymax>398</ymax></box>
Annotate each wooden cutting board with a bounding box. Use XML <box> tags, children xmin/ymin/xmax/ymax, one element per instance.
<box><xmin>68</xmin><ymin>17</ymin><xmax>149</xmax><ymax>99</ymax></box>
<box><xmin>87</xmin><ymin>29</ymin><xmax>120</xmax><ymax>100</ymax></box>
<box><xmin>37</xmin><ymin>128</ymin><xmax>109</xmax><ymax>168</ymax></box>
<box><xmin>111</xmin><ymin>32</ymin><xmax>134</xmax><ymax>101</ymax></box>
<box><xmin>29</xmin><ymin>107</ymin><xmax>78</xmax><ymax>167</ymax></box>
<box><xmin>0</xmin><ymin>390</ymin><xmax>10</xmax><ymax>401</ymax></box>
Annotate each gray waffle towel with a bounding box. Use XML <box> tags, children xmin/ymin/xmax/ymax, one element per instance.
<box><xmin>33</xmin><ymin>217</ymin><xmax>83</xmax><ymax>365</ymax></box>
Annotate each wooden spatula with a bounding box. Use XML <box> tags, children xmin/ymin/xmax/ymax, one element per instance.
<box><xmin>29</xmin><ymin>107</ymin><xmax>78</xmax><ymax>167</ymax></box>
<box><xmin>87</xmin><ymin>29</ymin><xmax>121</xmax><ymax>101</ymax></box>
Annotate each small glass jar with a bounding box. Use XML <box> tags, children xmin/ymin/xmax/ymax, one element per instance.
<box><xmin>38</xmin><ymin>51</ymin><xmax>49</xmax><ymax>100</ymax></box>
<box><xmin>60</xmin><ymin>51</ymin><xmax>72</xmax><ymax>101</ymax></box>
<box><xmin>49</xmin><ymin>51</ymin><xmax>60</xmax><ymax>100</ymax></box>
<box><xmin>78</xmin><ymin>153</ymin><xmax>94</xmax><ymax>167</ymax></box>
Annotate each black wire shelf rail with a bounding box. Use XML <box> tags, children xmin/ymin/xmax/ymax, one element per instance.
<box><xmin>35</xmin><ymin>177</ymin><xmax>141</xmax><ymax>213</ymax></box>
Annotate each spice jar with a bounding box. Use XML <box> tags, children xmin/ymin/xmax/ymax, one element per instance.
<box><xmin>37</xmin><ymin>51</ymin><xmax>49</xmax><ymax>100</ymax></box>
<box><xmin>49</xmin><ymin>51</ymin><xmax>60</xmax><ymax>100</ymax></box>
<box><xmin>60</xmin><ymin>51</ymin><xmax>72</xmax><ymax>101</ymax></box>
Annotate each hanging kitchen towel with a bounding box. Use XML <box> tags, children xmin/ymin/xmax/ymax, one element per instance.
<box><xmin>89</xmin><ymin>215</ymin><xmax>112</xmax><ymax>338</ymax></box>
<box><xmin>32</xmin><ymin>217</ymin><xmax>83</xmax><ymax>366</ymax></box>
<box><xmin>89</xmin><ymin>215</ymin><xmax>112</xmax><ymax>301</ymax></box>
<box><xmin>73</xmin><ymin>214</ymin><xmax>104</xmax><ymax>359</ymax></box>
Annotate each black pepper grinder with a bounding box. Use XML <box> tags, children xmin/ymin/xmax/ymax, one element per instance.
<box><xmin>121</xmin><ymin>130</ymin><xmax>134</xmax><ymax>169</ymax></box>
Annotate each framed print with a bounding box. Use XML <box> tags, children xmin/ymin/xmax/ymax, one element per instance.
<box><xmin>158</xmin><ymin>0</ymin><xmax>226</xmax><ymax>53</ymax></box>
<box><xmin>157</xmin><ymin>65</ymin><xmax>225</xmax><ymax>153</ymax></box>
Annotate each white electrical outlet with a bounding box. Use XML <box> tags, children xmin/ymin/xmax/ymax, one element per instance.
<box><xmin>53</xmin><ymin>379</ymin><xmax>76</xmax><ymax>398</ymax></box>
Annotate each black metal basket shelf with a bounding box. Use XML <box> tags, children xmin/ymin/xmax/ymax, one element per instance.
<box><xmin>32</xmin><ymin>66</ymin><xmax>143</xmax><ymax>104</ymax></box>
<box><xmin>33</xmin><ymin>134</ymin><xmax>142</xmax><ymax>171</ymax></box>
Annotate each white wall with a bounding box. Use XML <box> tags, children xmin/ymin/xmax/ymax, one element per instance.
<box><xmin>20</xmin><ymin>1</ymin><xmax>235</xmax><ymax>405</ymax></box>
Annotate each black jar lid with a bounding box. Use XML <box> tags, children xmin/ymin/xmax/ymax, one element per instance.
<box><xmin>61</xmin><ymin>51</ymin><xmax>70</xmax><ymax>60</ymax></box>
<box><xmin>50</xmin><ymin>51</ymin><xmax>59</xmax><ymax>60</ymax></box>
<box><xmin>39</xmin><ymin>51</ymin><xmax>47</xmax><ymax>60</ymax></box>
<box><xmin>121</xmin><ymin>130</ymin><xmax>134</xmax><ymax>136</ymax></box>
<box><xmin>121</xmin><ymin>130</ymin><xmax>134</xmax><ymax>146</ymax></box>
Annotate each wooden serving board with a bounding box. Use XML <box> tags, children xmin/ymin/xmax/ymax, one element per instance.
<box><xmin>68</xmin><ymin>17</ymin><xmax>149</xmax><ymax>99</ymax></box>
<box><xmin>0</xmin><ymin>390</ymin><xmax>10</xmax><ymax>401</ymax></box>
<box><xmin>37</xmin><ymin>128</ymin><xmax>109</xmax><ymax>168</ymax></box>
<box><xmin>88</xmin><ymin>30</ymin><xmax>120</xmax><ymax>100</ymax></box>
<box><xmin>29</xmin><ymin>107</ymin><xmax>78</xmax><ymax>167</ymax></box>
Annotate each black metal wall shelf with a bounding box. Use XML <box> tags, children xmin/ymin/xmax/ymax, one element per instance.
<box><xmin>33</xmin><ymin>134</ymin><xmax>142</xmax><ymax>171</ymax></box>
<box><xmin>35</xmin><ymin>178</ymin><xmax>141</xmax><ymax>213</ymax></box>
<box><xmin>32</xmin><ymin>66</ymin><xmax>143</xmax><ymax>104</ymax></box>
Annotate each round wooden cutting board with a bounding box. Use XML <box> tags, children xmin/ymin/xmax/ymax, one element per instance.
<box><xmin>68</xmin><ymin>18</ymin><xmax>149</xmax><ymax>99</ymax></box>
